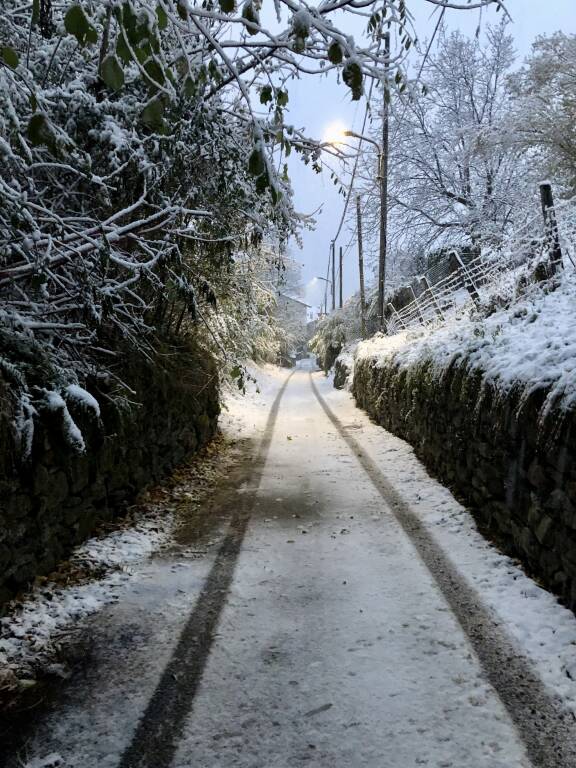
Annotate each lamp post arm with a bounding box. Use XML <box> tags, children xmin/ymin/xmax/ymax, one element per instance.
<box><xmin>343</xmin><ymin>130</ymin><xmax>381</xmax><ymax>154</ymax></box>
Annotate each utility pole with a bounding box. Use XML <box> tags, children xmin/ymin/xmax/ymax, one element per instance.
<box><xmin>339</xmin><ymin>246</ymin><xmax>343</xmax><ymax>309</ymax></box>
<box><xmin>377</xmin><ymin>31</ymin><xmax>390</xmax><ymax>331</ymax></box>
<box><xmin>356</xmin><ymin>195</ymin><xmax>366</xmax><ymax>339</ymax></box>
<box><xmin>540</xmin><ymin>183</ymin><xmax>563</xmax><ymax>273</ymax></box>
<box><xmin>331</xmin><ymin>241</ymin><xmax>336</xmax><ymax>311</ymax></box>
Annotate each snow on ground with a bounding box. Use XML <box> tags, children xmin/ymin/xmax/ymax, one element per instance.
<box><xmin>318</xmin><ymin>376</ymin><xmax>576</xmax><ymax>715</ymax></box>
<box><xmin>355</xmin><ymin>271</ymin><xmax>576</xmax><ymax>416</ymax></box>
<box><xmin>1</xmin><ymin>363</ymin><xmax>289</xmax><ymax>689</ymax></box>
<box><xmin>219</xmin><ymin>362</ymin><xmax>294</xmax><ymax>439</ymax></box>
<box><xmin>0</xmin><ymin>505</ymin><xmax>175</xmax><ymax>683</ymax></box>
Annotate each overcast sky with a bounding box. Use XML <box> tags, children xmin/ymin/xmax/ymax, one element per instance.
<box><xmin>280</xmin><ymin>0</ymin><xmax>576</xmax><ymax>310</ymax></box>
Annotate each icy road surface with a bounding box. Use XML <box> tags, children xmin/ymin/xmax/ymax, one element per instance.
<box><xmin>8</xmin><ymin>366</ymin><xmax>576</xmax><ymax>768</ymax></box>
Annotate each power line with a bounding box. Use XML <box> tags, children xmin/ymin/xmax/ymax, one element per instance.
<box><xmin>324</xmin><ymin>8</ymin><xmax>451</xmax><ymax>313</ymax></box>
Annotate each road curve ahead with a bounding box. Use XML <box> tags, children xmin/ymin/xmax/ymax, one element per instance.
<box><xmin>10</xmin><ymin>368</ymin><xmax>576</xmax><ymax>768</ymax></box>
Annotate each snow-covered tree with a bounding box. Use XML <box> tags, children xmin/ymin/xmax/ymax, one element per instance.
<box><xmin>356</xmin><ymin>22</ymin><xmax>530</xmax><ymax>278</ymax></box>
<box><xmin>509</xmin><ymin>33</ymin><xmax>576</xmax><ymax>196</ymax></box>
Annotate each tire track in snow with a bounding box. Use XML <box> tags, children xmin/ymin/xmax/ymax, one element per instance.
<box><xmin>117</xmin><ymin>372</ymin><xmax>294</xmax><ymax>768</ymax></box>
<box><xmin>310</xmin><ymin>373</ymin><xmax>576</xmax><ymax>768</ymax></box>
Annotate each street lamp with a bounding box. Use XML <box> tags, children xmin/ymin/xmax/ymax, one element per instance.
<box><xmin>344</xmin><ymin>129</ymin><xmax>388</xmax><ymax>332</ymax></box>
<box><xmin>315</xmin><ymin>276</ymin><xmax>332</xmax><ymax>316</ymax></box>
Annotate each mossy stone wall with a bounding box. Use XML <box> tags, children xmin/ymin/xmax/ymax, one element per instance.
<box><xmin>0</xmin><ymin>341</ymin><xmax>219</xmax><ymax>606</ymax></box>
<box><xmin>353</xmin><ymin>356</ymin><xmax>576</xmax><ymax>607</ymax></box>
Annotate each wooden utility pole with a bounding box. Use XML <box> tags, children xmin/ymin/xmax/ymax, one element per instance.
<box><xmin>540</xmin><ymin>183</ymin><xmax>563</xmax><ymax>273</ymax></box>
<box><xmin>356</xmin><ymin>195</ymin><xmax>366</xmax><ymax>338</ymax></box>
<box><xmin>339</xmin><ymin>246</ymin><xmax>343</xmax><ymax>309</ymax></box>
<box><xmin>331</xmin><ymin>241</ymin><xmax>336</xmax><ymax>311</ymax></box>
<box><xmin>377</xmin><ymin>31</ymin><xmax>390</xmax><ymax>331</ymax></box>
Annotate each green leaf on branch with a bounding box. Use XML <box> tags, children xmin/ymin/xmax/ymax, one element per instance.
<box><xmin>64</xmin><ymin>5</ymin><xmax>98</xmax><ymax>46</ymax></box>
<box><xmin>255</xmin><ymin>173</ymin><xmax>269</xmax><ymax>194</ymax></box>
<box><xmin>135</xmin><ymin>45</ymin><xmax>151</xmax><ymax>64</ymax></box>
<box><xmin>141</xmin><ymin>96</ymin><xmax>166</xmax><ymax>129</ymax></box>
<box><xmin>327</xmin><ymin>42</ymin><xmax>342</xmax><ymax>65</ymax></box>
<box><xmin>342</xmin><ymin>59</ymin><xmax>363</xmax><ymax>101</ymax></box>
<box><xmin>101</xmin><ymin>54</ymin><xmax>124</xmax><ymax>91</ymax></box>
<box><xmin>183</xmin><ymin>75</ymin><xmax>196</xmax><ymax>98</ymax></box>
<box><xmin>270</xmin><ymin>185</ymin><xmax>282</xmax><ymax>205</ymax></box>
<box><xmin>27</xmin><ymin>113</ymin><xmax>54</xmax><ymax>150</ymax></box>
<box><xmin>156</xmin><ymin>5</ymin><xmax>168</xmax><ymax>29</ymax></box>
<box><xmin>242</xmin><ymin>1</ymin><xmax>260</xmax><ymax>35</ymax></box>
<box><xmin>276</xmin><ymin>89</ymin><xmax>288</xmax><ymax>107</ymax></box>
<box><xmin>144</xmin><ymin>59</ymin><xmax>165</xmax><ymax>86</ymax></box>
<box><xmin>116</xmin><ymin>35</ymin><xmax>132</xmax><ymax>64</ymax></box>
<box><xmin>292</xmin><ymin>14</ymin><xmax>309</xmax><ymax>39</ymax></box>
<box><xmin>367</xmin><ymin>12</ymin><xmax>380</xmax><ymax>33</ymax></box>
<box><xmin>219</xmin><ymin>0</ymin><xmax>235</xmax><ymax>12</ymax></box>
<box><xmin>260</xmin><ymin>85</ymin><xmax>272</xmax><ymax>104</ymax></box>
<box><xmin>208</xmin><ymin>59</ymin><xmax>222</xmax><ymax>83</ymax></box>
<box><xmin>292</xmin><ymin>36</ymin><xmax>305</xmax><ymax>53</ymax></box>
<box><xmin>1</xmin><ymin>46</ymin><xmax>19</xmax><ymax>68</ymax></box>
<box><xmin>230</xmin><ymin>365</ymin><xmax>242</xmax><ymax>379</ymax></box>
<box><xmin>248</xmin><ymin>147</ymin><xmax>265</xmax><ymax>176</ymax></box>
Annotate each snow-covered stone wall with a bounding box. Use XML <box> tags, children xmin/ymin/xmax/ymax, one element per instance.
<box><xmin>0</xmin><ymin>342</ymin><xmax>219</xmax><ymax>606</ymax></box>
<box><xmin>353</xmin><ymin>355</ymin><xmax>576</xmax><ymax>608</ymax></box>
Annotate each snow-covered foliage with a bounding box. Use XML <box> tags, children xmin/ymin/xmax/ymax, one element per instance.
<box><xmin>0</xmin><ymin>1</ymin><xmax>293</xmax><ymax>377</ymax></box>
<box><xmin>309</xmin><ymin>288</ymin><xmax>373</xmax><ymax>372</ymax></box>
<box><xmin>0</xmin><ymin>0</ymin><xmax>504</xmax><ymax>411</ymax></box>
<box><xmin>309</xmin><ymin>313</ymin><xmax>347</xmax><ymax>372</ymax></box>
<box><xmin>333</xmin><ymin>340</ymin><xmax>358</xmax><ymax>389</ymax></box>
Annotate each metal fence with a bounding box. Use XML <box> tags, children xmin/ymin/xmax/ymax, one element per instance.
<box><xmin>384</xmin><ymin>188</ymin><xmax>576</xmax><ymax>337</ymax></box>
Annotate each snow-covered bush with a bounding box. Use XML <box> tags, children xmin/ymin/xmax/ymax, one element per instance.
<box><xmin>309</xmin><ymin>315</ymin><xmax>347</xmax><ymax>373</ymax></box>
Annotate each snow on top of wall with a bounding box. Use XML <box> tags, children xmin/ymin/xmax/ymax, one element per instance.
<box><xmin>356</xmin><ymin>271</ymin><xmax>576</xmax><ymax>415</ymax></box>
<box><xmin>356</xmin><ymin>330</ymin><xmax>420</xmax><ymax>363</ymax></box>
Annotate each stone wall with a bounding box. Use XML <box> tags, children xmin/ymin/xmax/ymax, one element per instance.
<box><xmin>0</xmin><ymin>340</ymin><xmax>219</xmax><ymax>605</ymax></box>
<box><xmin>353</xmin><ymin>356</ymin><xmax>576</xmax><ymax>607</ymax></box>
<box><xmin>333</xmin><ymin>358</ymin><xmax>350</xmax><ymax>390</ymax></box>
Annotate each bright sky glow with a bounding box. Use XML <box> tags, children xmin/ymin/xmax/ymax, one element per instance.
<box><xmin>322</xmin><ymin>120</ymin><xmax>348</xmax><ymax>145</ymax></box>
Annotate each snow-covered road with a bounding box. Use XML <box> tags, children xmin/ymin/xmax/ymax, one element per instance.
<box><xmin>8</xmin><ymin>366</ymin><xmax>576</xmax><ymax>768</ymax></box>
